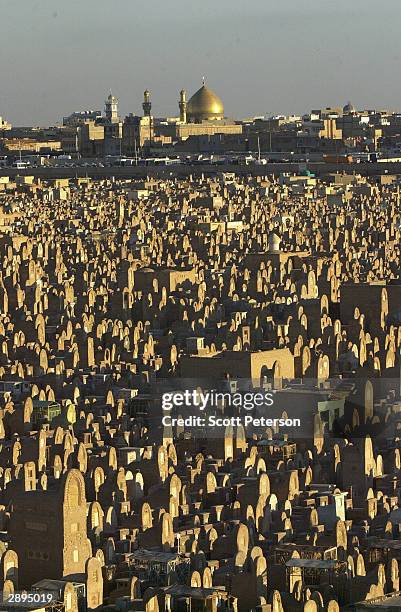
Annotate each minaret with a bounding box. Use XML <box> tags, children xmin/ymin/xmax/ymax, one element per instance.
<box><xmin>179</xmin><ymin>89</ymin><xmax>187</xmax><ymax>123</ymax></box>
<box><xmin>105</xmin><ymin>91</ymin><xmax>119</xmax><ymax>123</ymax></box>
<box><xmin>142</xmin><ymin>90</ymin><xmax>152</xmax><ymax>117</ymax></box>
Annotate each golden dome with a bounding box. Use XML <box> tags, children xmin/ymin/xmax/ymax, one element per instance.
<box><xmin>187</xmin><ymin>85</ymin><xmax>224</xmax><ymax>122</ymax></box>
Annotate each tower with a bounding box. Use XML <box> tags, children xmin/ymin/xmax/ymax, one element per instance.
<box><xmin>105</xmin><ymin>92</ymin><xmax>119</xmax><ymax>123</ymax></box>
<box><xmin>179</xmin><ymin>89</ymin><xmax>187</xmax><ymax>123</ymax></box>
<box><xmin>142</xmin><ymin>90</ymin><xmax>152</xmax><ymax>117</ymax></box>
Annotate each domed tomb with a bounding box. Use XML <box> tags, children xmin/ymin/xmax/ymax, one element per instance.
<box><xmin>187</xmin><ymin>84</ymin><xmax>224</xmax><ymax>123</ymax></box>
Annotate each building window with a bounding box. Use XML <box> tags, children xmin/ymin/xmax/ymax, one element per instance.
<box><xmin>73</xmin><ymin>549</ymin><xmax>79</xmax><ymax>563</ymax></box>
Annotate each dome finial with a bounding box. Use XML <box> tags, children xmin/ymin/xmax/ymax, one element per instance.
<box><xmin>202</xmin><ymin>75</ymin><xmax>206</xmax><ymax>86</ymax></box>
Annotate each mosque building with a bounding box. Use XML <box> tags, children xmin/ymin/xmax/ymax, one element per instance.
<box><xmin>141</xmin><ymin>80</ymin><xmax>242</xmax><ymax>148</ymax></box>
<box><xmin>172</xmin><ymin>81</ymin><xmax>243</xmax><ymax>140</ymax></box>
<box><xmin>78</xmin><ymin>82</ymin><xmax>243</xmax><ymax>157</ymax></box>
<box><xmin>122</xmin><ymin>81</ymin><xmax>242</xmax><ymax>155</ymax></box>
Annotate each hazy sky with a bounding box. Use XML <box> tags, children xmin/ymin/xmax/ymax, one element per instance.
<box><xmin>1</xmin><ymin>0</ymin><xmax>400</xmax><ymax>126</ymax></box>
